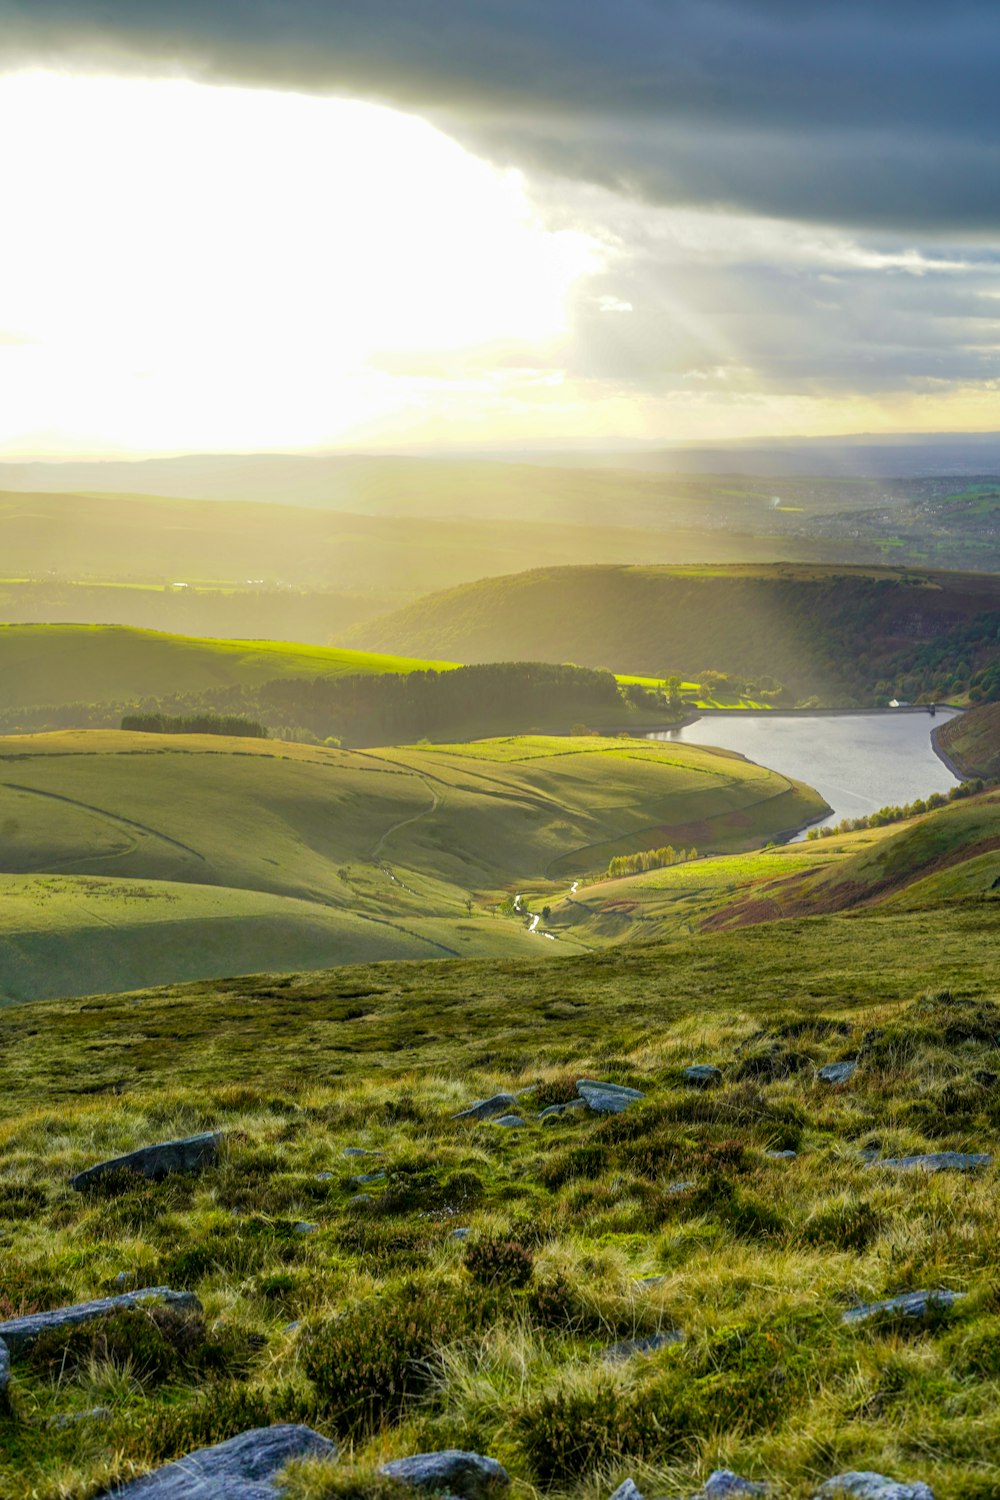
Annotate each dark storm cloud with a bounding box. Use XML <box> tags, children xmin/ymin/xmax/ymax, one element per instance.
<box><xmin>1</xmin><ymin>1</ymin><xmax>999</xmax><ymax>231</ymax></box>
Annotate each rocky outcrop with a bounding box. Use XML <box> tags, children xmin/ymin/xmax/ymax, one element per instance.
<box><xmin>0</xmin><ymin>1289</ymin><xmax>200</xmax><ymax>1357</ymax></box>
<box><xmin>873</xmin><ymin>1151</ymin><xmax>991</xmax><ymax>1172</ymax></box>
<box><xmin>705</xmin><ymin>1473</ymin><xmax>769</xmax><ymax>1499</ymax></box>
<box><xmin>453</xmin><ymin>1094</ymin><xmax>518</xmax><ymax>1122</ymax></box>
<box><xmin>576</xmin><ymin>1079</ymin><xmax>645</xmax><ymax>1114</ymax></box>
<box><xmin>601</xmin><ymin>1330</ymin><xmax>682</xmax><ymax>1363</ymax></box>
<box><xmin>814</xmin><ymin>1473</ymin><xmax>934</xmax><ymax>1500</ymax></box>
<box><xmin>841</xmin><ymin>1289</ymin><xmax>963</xmax><ymax>1325</ymax></box>
<box><xmin>99</xmin><ymin>1424</ymin><xmax>336</xmax><ymax>1497</ymax></box>
<box><xmin>379</xmin><ymin>1449</ymin><xmax>510</xmax><ymax>1499</ymax></box>
<box><xmin>683</xmin><ymin>1065</ymin><xmax>722</xmax><ymax>1088</ymax></box>
<box><xmin>817</xmin><ymin>1061</ymin><xmax>857</xmax><ymax>1085</ymax></box>
<box><xmin>71</xmin><ymin>1133</ymin><xmax>222</xmax><ymax>1191</ymax></box>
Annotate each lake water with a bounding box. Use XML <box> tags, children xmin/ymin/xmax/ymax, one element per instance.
<box><xmin>645</xmin><ymin>710</ymin><xmax>961</xmax><ymax>837</ymax></box>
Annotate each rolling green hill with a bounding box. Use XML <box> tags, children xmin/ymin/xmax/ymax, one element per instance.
<box><xmin>0</xmin><ymin>624</ymin><xmax>455</xmax><ymax>710</ymax></box>
<box><xmin>5</xmin><ymin>896</ymin><xmax>1000</xmax><ymax>1498</ymax></box>
<box><xmin>545</xmin><ymin>785</ymin><xmax>1000</xmax><ymax>947</ymax></box>
<box><xmin>0</xmin><ymin>730</ymin><xmax>824</xmax><ymax>1001</ymax></box>
<box><xmin>936</xmin><ymin>701</ymin><xmax>1000</xmax><ymax>778</ymax></box>
<box><xmin>347</xmin><ymin>562</ymin><xmax>1000</xmax><ymax>703</ymax></box>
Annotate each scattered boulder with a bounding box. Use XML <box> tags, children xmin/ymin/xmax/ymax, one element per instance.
<box><xmin>453</xmin><ymin>1094</ymin><xmax>518</xmax><ymax>1122</ymax></box>
<box><xmin>343</xmin><ymin>1147</ymin><xmax>381</xmax><ymax>1157</ymax></box>
<box><xmin>293</xmin><ymin>1221</ymin><xmax>318</xmax><ymax>1235</ymax></box>
<box><xmin>315</xmin><ymin>1171</ymin><xmax>334</xmax><ymax>1181</ymax></box>
<box><xmin>493</xmin><ymin>1114</ymin><xmax>526</xmax><ymax>1128</ymax></box>
<box><xmin>602</xmin><ymin>1330</ymin><xmax>682</xmax><ymax>1363</ymax></box>
<box><xmin>538</xmin><ymin>1099</ymin><xmax>587</xmax><ymax>1119</ymax></box>
<box><xmin>683</xmin><ymin>1065</ymin><xmax>722</xmax><ymax>1088</ymax></box>
<box><xmin>766</xmin><ymin>1150</ymin><xmax>797</xmax><ymax>1160</ymax></box>
<box><xmin>450</xmin><ymin>1227</ymin><xmax>471</xmax><ymax>1241</ymax></box>
<box><xmin>71</xmin><ymin>1133</ymin><xmax>222</xmax><ymax>1192</ymax></box>
<box><xmin>0</xmin><ymin>1289</ymin><xmax>200</xmax><ymax>1357</ymax></box>
<box><xmin>576</xmin><ymin>1079</ymin><xmax>645</xmax><ymax>1114</ymax></box>
<box><xmin>666</xmin><ymin>1180</ymin><xmax>696</xmax><ymax>1195</ymax></box>
<box><xmin>873</xmin><ymin>1152</ymin><xmax>991</xmax><ymax>1172</ymax></box>
<box><xmin>349</xmin><ymin>1171</ymin><xmax>386</xmax><ymax>1185</ymax></box>
<box><xmin>817</xmin><ymin>1061</ymin><xmax>857</xmax><ymax>1085</ymax></box>
<box><xmin>379</xmin><ymin>1449</ymin><xmax>510</xmax><ymax>1500</ymax></box>
<box><xmin>48</xmin><ymin>1406</ymin><xmax>111</xmax><ymax>1429</ymax></box>
<box><xmin>842</xmin><ymin>1289</ymin><xmax>964</xmax><ymax>1326</ymax></box>
<box><xmin>98</xmin><ymin>1423</ymin><xmax>336</xmax><ymax>1497</ymax></box>
<box><xmin>706</xmin><ymin>1472</ymin><xmax>769</xmax><ymax>1499</ymax></box>
<box><xmin>608</xmin><ymin>1482</ymin><xmax>644</xmax><ymax>1500</ymax></box>
<box><xmin>347</xmin><ymin>1193</ymin><xmax>371</xmax><ymax>1208</ymax></box>
<box><xmin>0</xmin><ymin>1337</ymin><xmax>9</xmax><ymax>1394</ymax></box>
<box><xmin>814</xmin><ymin>1473</ymin><xmax>934</xmax><ymax>1500</ymax></box>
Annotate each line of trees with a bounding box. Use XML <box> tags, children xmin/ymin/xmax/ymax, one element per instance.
<box><xmin>120</xmin><ymin>712</ymin><xmax>268</xmax><ymax>739</ymax></box>
<box><xmin>607</xmin><ymin>845</ymin><xmax>699</xmax><ymax>879</ymax></box>
<box><xmin>805</xmin><ymin>777</ymin><xmax>986</xmax><ymax>838</ymax></box>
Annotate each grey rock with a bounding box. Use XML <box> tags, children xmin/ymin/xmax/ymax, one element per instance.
<box><xmin>706</xmin><ymin>1472</ymin><xmax>769</xmax><ymax>1499</ymax></box>
<box><xmin>0</xmin><ymin>1337</ymin><xmax>9</xmax><ymax>1394</ymax></box>
<box><xmin>874</xmin><ymin>1151</ymin><xmax>991</xmax><ymax>1172</ymax></box>
<box><xmin>349</xmin><ymin>1171</ymin><xmax>386</xmax><ymax>1185</ymax></box>
<box><xmin>637</xmin><ymin>1274</ymin><xmax>666</xmax><ymax>1287</ymax></box>
<box><xmin>683</xmin><ymin>1065</ymin><xmax>722</xmax><ymax>1088</ymax></box>
<box><xmin>0</xmin><ymin>1288</ymin><xmax>200</xmax><ymax>1357</ymax></box>
<box><xmin>538</xmin><ymin>1099</ymin><xmax>587</xmax><ymax>1119</ymax></box>
<box><xmin>608</xmin><ymin>1482</ymin><xmax>644</xmax><ymax>1500</ymax></box>
<box><xmin>280</xmin><ymin>1321</ymin><xmax>301</xmax><ymax>1336</ymax></box>
<box><xmin>380</xmin><ymin>1451</ymin><xmax>509</xmax><ymax>1499</ymax></box>
<box><xmin>453</xmin><ymin>1093</ymin><xmax>518</xmax><ymax>1122</ymax></box>
<box><xmin>315</xmin><ymin>1171</ymin><xmax>334</xmax><ymax>1181</ymax></box>
<box><xmin>450</xmin><ymin>1227</ymin><xmax>471</xmax><ymax>1241</ymax></box>
<box><xmin>576</xmin><ymin>1079</ymin><xmax>645</xmax><ymax>1114</ymax></box>
<box><xmin>293</xmin><ymin>1221</ymin><xmax>318</xmax><ymax>1235</ymax></box>
<box><xmin>99</xmin><ymin>1423</ymin><xmax>337</xmax><ymax>1498</ymax></box>
<box><xmin>348</xmin><ymin>1193</ymin><xmax>371</xmax><ymax>1208</ymax></box>
<box><xmin>343</xmin><ymin>1147</ymin><xmax>381</xmax><ymax>1157</ymax></box>
<box><xmin>814</xmin><ymin>1473</ymin><xmax>934</xmax><ymax>1500</ymax></box>
<box><xmin>602</xmin><ymin>1330</ymin><xmax>682</xmax><ymax>1363</ymax></box>
<box><xmin>48</xmin><ymin>1406</ymin><xmax>112</xmax><ymax>1429</ymax></box>
<box><xmin>766</xmin><ymin>1150</ymin><xmax>797</xmax><ymax>1160</ymax></box>
<box><xmin>666</xmin><ymin>1180</ymin><xmax>695</xmax><ymax>1194</ymax></box>
<box><xmin>71</xmin><ymin>1132</ymin><xmax>221</xmax><ymax>1192</ymax></box>
<box><xmin>817</xmin><ymin>1061</ymin><xmax>857</xmax><ymax>1085</ymax></box>
<box><xmin>842</xmin><ymin>1289</ymin><xmax>964</xmax><ymax>1325</ymax></box>
<box><xmin>516</xmin><ymin>1085</ymin><xmax>539</xmax><ymax>1098</ymax></box>
<box><xmin>493</xmin><ymin>1114</ymin><xmax>526</xmax><ymax>1128</ymax></box>
<box><xmin>113</xmin><ymin>1271</ymin><xmax>137</xmax><ymax>1288</ymax></box>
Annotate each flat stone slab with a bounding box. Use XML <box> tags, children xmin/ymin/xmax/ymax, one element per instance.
<box><xmin>706</xmin><ymin>1472</ymin><xmax>769</xmax><ymax>1499</ymax></box>
<box><xmin>343</xmin><ymin>1147</ymin><xmax>381</xmax><ymax>1157</ymax></box>
<box><xmin>349</xmin><ymin>1171</ymin><xmax>386</xmax><ymax>1185</ymax></box>
<box><xmin>817</xmin><ymin>1061</ymin><xmax>857</xmax><ymax>1085</ymax></box>
<box><xmin>100</xmin><ymin>1424</ymin><xmax>336</xmax><ymax>1497</ymax></box>
<box><xmin>608</xmin><ymin>1483</ymin><xmax>644</xmax><ymax>1500</ymax></box>
<box><xmin>576</xmin><ymin>1079</ymin><xmax>645</xmax><ymax>1114</ymax></box>
<box><xmin>874</xmin><ymin>1151</ymin><xmax>992</xmax><ymax>1172</ymax></box>
<box><xmin>601</xmin><ymin>1330</ymin><xmax>682</xmax><ymax>1363</ymax></box>
<box><xmin>814</xmin><ymin>1473</ymin><xmax>934</xmax><ymax>1500</ymax></box>
<box><xmin>0</xmin><ymin>1288</ymin><xmax>200</xmax><ymax>1357</ymax></box>
<box><xmin>842</xmin><ymin>1289</ymin><xmax>964</xmax><ymax>1326</ymax></box>
<box><xmin>453</xmin><ymin>1093</ymin><xmax>518</xmax><ymax>1122</ymax></box>
<box><xmin>71</xmin><ymin>1133</ymin><xmax>222</xmax><ymax>1191</ymax></box>
<box><xmin>493</xmin><ymin>1114</ymin><xmax>526</xmax><ymax>1128</ymax></box>
<box><xmin>379</xmin><ymin>1450</ymin><xmax>510</xmax><ymax>1499</ymax></box>
<box><xmin>683</xmin><ymin>1065</ymin><xmax>722</xmax><ymax>1088</ymax></box>
<box><xmin>765</xmin><ymin>1150</ymin><xmax>797</xmax><ymax>1160</ymax></box>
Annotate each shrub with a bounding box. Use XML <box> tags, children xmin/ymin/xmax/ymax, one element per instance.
<box><xmin>533</xmin><ymin>1075</ymin><xmax>584</xmax><ymax>1110</ymax></box>
<box><xmin>804</xmin><ymin>1197</ymin><xmax>884</xmax><ymax>1252</ymax></box>
<box><xmin>464</xmin><ymin>1237</ymin><xmax>534</xmax><ymax>1288</ymax></box>
<box><xmin>28</xmin><ymin>1304</ymin><xmax>207</xmax><ymax>1385</ymax></box>
<box><xmin>138</xmin><ymin>1382</ymin><xmax>312</xmax><ymax>1464</ymax></box>
<box><xmin>516</xmin><ymin>1380</ymin><xmax>672</xmax><ymax>1484</ymax></box>
<box><xmin>304</xmin><ymin>1281</ymin><xmax>493</xmax><ymax>1435</ymax></box>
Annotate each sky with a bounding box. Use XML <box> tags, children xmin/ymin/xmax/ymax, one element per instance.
<box><xmin>0</xmin><ymin>2</ymin><xmax>998</xmax><ymax>457</ymax></box>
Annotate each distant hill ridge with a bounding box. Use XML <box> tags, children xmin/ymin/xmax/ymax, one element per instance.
<box><xmin>347</xmin><ymin>562</ymin><xmax>1000</xmax><ymax>703</ymax></box>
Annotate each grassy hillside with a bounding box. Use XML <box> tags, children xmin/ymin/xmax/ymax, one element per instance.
<box><xmin>548</xmin><ymin>788</ymin><xmax>1000</xmax><ymax>947</ymax></box>
<box><xmin>3</xmin><ymin>904</ymin><xmax>1000</xmax><ymax>1496</ymax></box>
<box><xmin>0</xmin><ymin>730</ymin><xmax>823</xmax><ymax>1000</ymax></box>
<box><xmin>0</xmin><ymin>624</ymin><xmax>455</xmax><ymax>710</ymax></box>
<box><xmin>936</xmin><ymin>703</ymin><xmax>1000</xmax><ymax>779</ymax></box>
<box><xmin>347</xmin><ymin>562</ymin><xmax>1000</xmax><ymax>703</ymax></box>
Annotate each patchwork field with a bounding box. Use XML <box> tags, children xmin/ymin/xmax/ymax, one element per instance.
<box><xmin>0</xmin><ymin>731</ymin><xmax>825</xmax><ymax>1001</ymax></box>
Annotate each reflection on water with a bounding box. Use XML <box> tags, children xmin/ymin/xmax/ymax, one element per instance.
<box><xmin>645</xmin><ymin>710</ymin><xmax>961</xmax><ymax>838</ymax></box>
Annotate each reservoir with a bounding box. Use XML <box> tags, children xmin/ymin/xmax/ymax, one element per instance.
<box><xmin>645</xmin><ymin>710</ymin><xmax>961</xmax><ymax>836</ymax></box>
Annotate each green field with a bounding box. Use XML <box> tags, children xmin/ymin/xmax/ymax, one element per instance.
<box><xmin>0</xmin><ymin>624</ymin><xmax>457</xmax><ymax>709</ymax></box>
<box><xmin>0</xmin><ymin>730</ymin><xmax>825</xmax><ymax>1000</ymax></box>
<box><xmin>4</xmin><ymin>899</ymin><xmax>1000</xmax><ymax>1497</ymax></box>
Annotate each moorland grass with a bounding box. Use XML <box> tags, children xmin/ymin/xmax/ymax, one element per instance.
<box><xmin>3</xmin><ymin>907</ymin><xmax>1000</xmax><ymax>1495</ymax></box>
